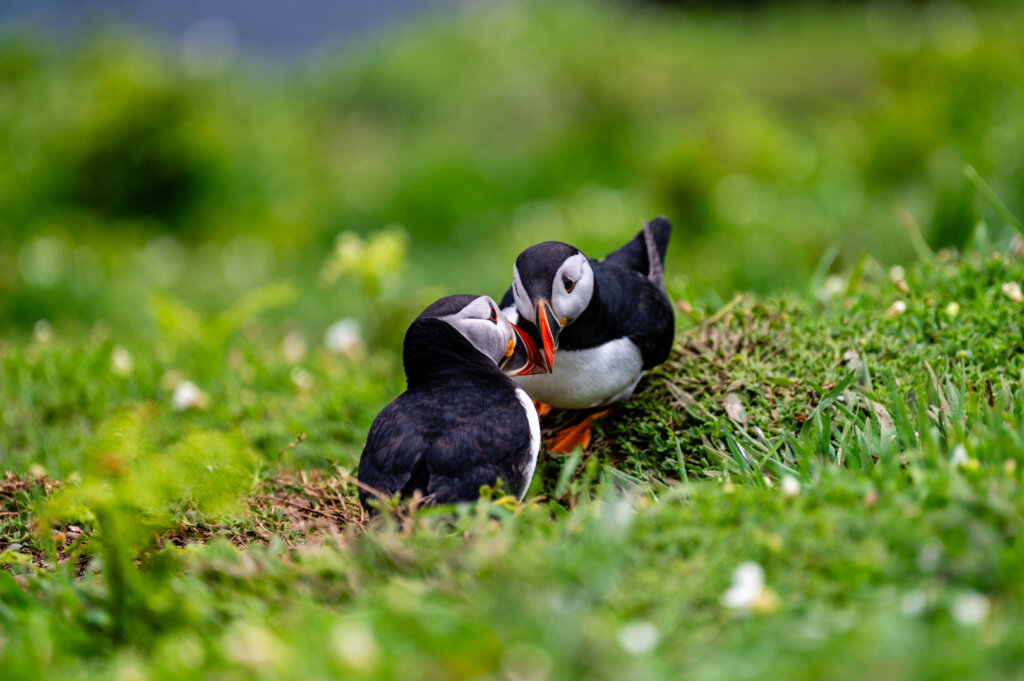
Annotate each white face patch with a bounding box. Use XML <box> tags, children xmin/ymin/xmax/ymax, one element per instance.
<box><xmin>440</xmin><ymin>295</ymin><xmax>516</xmax><ymax>366</ymax></box>
<box><xmin>512</xmin><ymin>253</ymin><xmax>594</xmax><ymax>327</ymax></box>
<box><xmin>550</xmin><ymin>253</ymin><xmax>594</xmax><ymax>325</ymax></box>
<box><xmin>511</xmin><ymin>265</ymin><xmax>534</xmax><ymax>324</ymax></box>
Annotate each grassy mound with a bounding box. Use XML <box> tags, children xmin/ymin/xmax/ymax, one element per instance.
<box><xmin>3</xmin><ymin>248</ymin><xmax>1024</xmax><ymax>679</ymax></box>
<box><xmin>593</xmin><ymin>246</ymin><xmax>1024</xmax><ymax>485</ymax></box>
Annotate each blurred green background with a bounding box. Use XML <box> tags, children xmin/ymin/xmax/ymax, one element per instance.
<box><xmin>3</xmin><ymin>5</ymin><xmax>1024</xmax><ymax>678</ymax></box>
<box><xmin>1</xmin><ymin>0</ymin><xmax>1022</xmax><ymax>349</ymax></box>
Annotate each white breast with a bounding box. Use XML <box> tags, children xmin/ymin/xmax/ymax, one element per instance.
<box><xmin>513</xmin><ymin>337</ymin><xmax>644</xmax><ymax>409</ymax></box>
<box><xmin>514</xmin><ymin>388</ymin><xmax>541</xmax><ymax>501</ymax></box>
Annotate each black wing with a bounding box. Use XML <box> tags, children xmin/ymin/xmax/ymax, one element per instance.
<box><xmin>421</xmin><ymin>380</ymin><xmax>534</xmax><ymax>504</ymax></box>
<box><xmin>625</xmin><ymin>277</ymin><xmax>675</xmax><ymax>370</ymax></box>
<box><xmin>356</xmin><ymin>397</ymin><xmax>430</xmax><ymax>510</ymax></box>
<box><xmin>601</xmin><ymin>216</ymin><xmax>672</xmax><ymax>280</ymax></box>
<box><xmin>357</xmin><ymin>379</ymin><xmax>534</xmax><ymax>509</ymax></box>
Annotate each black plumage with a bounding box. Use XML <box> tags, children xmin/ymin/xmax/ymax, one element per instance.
<box><xmin>601</xmin><ymin>215</ymin><xmax>671</xmax><ymax>289</ymax></box>
<box><xmin>357</xmin><ymin>295</ymin><xmax>539</xmax><ymax>511</ymax></box>
<box><xmin>500</xmin><ymin>216</ymin><xmax>674</xmax><ymax>380</ymax></box>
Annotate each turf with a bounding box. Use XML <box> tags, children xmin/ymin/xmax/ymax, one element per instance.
<box><xmin>3</xmin><ymin>1</ymin><xmax>1024</xmax><ymax>677</ymax></box>
<box><xmin>3</xmin><ymin>247</ymin><xmax>1024</xmax><ymax>680</ymax></box>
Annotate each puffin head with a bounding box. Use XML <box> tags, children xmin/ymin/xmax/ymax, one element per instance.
<box><xmin>510</xmin><ymin>241</ymin><xmax>595</xmax><ymax>371</ymax></box>
<box><xmin>407</xmin><ymin>294</ymin><xmax>545</xmax><ymax>379</ymax></box>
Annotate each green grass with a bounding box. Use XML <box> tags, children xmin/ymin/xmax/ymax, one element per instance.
<box><xmin>4</xmin><ymin>246</ymin><xmax>1024</xmax><ymax>679</ymax></box>
<box><xmin>595</xmin><ymin>246</ymin><xmax>1024</xmax><ymax>485</ymax></box>
<box><xmin>4</xmin><ymin>1</ymin><xmax>1024</xmax><ymax>678</ymax></box>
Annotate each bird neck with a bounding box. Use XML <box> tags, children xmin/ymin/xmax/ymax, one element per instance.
<box><xmin>402</xmin><ymin>319</ymin><xmax>501</xmax><ymax>388</ymax></box>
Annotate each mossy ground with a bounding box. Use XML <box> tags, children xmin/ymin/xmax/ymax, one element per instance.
<box><xmin>4</xmin><ymin>250</ymin><xmax>1024</xmax><ymax>680</ymax></box>
<box><xmin>594</xmin><ymin>247</ymin><xmax>1024</xmax><ymax>484</ymax></box>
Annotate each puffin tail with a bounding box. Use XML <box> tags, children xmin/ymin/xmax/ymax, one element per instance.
<box><xmin>602</xmin><ymin>215</ymin><xmax>672</xmax><ymax>279</ymax></box>
<box><xmin>643</xmin><ymin>215</ymin><xmax>671</xmax><ymax>288</ymax></box>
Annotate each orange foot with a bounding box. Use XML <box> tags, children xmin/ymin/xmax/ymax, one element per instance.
<box><xmin>533</xmin><ymin>401</ymin><xmax>553</xmax><ymax>418</ymax></box>
<box><xmin>547</xmin><ymin>408</ymin><xmax>614</xmax><ymax>454</ymax></box>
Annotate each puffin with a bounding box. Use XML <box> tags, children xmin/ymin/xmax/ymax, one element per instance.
<box><xmin>499</xmin><ymin>216</ymin><xmax>674</xmax><ymax>451</ymax></box>
<box><xmin>357</xmin><ymin>294</ymin><xmax>546</xmax><ymax>511</ymax></box>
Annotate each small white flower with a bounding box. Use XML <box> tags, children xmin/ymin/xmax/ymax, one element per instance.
<box><xmin>900</xmin><ymin>590</ymin><xmax>927</xmax><ymax>616</ymax></box>
<box><xmin>889</xmin><ymin>265</ymin><xmax>909</xmax><ymax>293</ymax></box>
<box><xmin>290</xmin><ymin>367</ymin><xmax>314</xmax><ymax>392</ymax></box>
<box><xmin>282</xmin><ymin>331</ymin><xmax>307</xmax><ymax>364</ymax></box>
<box><xmin>331</xmin><ymin>623</ymin><xmax>380</xmax><ymax>672</ymax></box>
<box><xmin>172</xmin><ymin>381</ymin><xmax>208</xmax><ymax>411</ymax></box>
<box><xmin>722</xmin><ymin>562</ymin><xmax>779</xmax><ymax>613</ymax></box>
<box><xmin>821</xmin><ymin>274</ymin><xmax>845</xmax><ymax>298</ymax></box>
<box><xmin>1002</xmin><ymin>282</ymin><xmax>1023</xmax><ymax>303</ymax></box>
<box><xmin>723</xmin><ymin>562</ymin><xmax>764</xmax><ymax>608</ymax></box>
<box><xmin>780</xmin><ymin>475</ymin><xmax>801</xmax><ymax>498</ymax></box>
<box><xmin>944</xmin><ymin>301</ymin><xmax>960</xmax><ymax>317</ymax></box>
<box><xmin>952</xmin><ymin>591</ymin><xmax>990</xmax><ymax>626</ymax></box>
<box><xmin>325</xmin><ymin>319</ymin><xmax>364</xmax><ymax>357</ymax></box>
<box><xmin>110</xmin><ymin>346</ymin><xmax>134</xmax><ymax>376</ymax></box>
<box><xmin>33</xmin><ymin>319</ymin><xmax>53</xmax><ymax>344</ymax></box>
<box><xmin>949</xmin><ymin>444</ymin><xmax>978</xmax><ymax>470</ymax></box>
<box><xmin>222</xmin><ymin>622</ymin><xmax>284</xmax><ymax>670</ymax></box>
<box><xmin>884</xmin><ymin>300</ymin><xmax>907</xmax><ymax>319</ymax></box>
<box><xmin>617</xmin><ymin>620</ymin><xmax>660</xmax><ymax>655</ymax></box>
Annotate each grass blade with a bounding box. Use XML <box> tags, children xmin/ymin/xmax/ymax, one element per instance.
<box><xmin>965</xmin><ymin>164</ymin><xmax>1024</xmax><ymax>237</ymax></box>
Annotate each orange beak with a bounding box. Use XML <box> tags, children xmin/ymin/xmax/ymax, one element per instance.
<box><xmin>501</xmin><ymin>321</ymin><xmax>547</xmax><ymax>376</ymax></box>
<box><xmin>535</xmin><ymin>299</ymin><xmax>560</xmax><ymax>372</ymax></box>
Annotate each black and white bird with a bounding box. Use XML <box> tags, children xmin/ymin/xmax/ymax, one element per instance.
<box><xmin>499</xmin><ymin>217</ymin><xmax>674</xmax><ymax>449</ymax></box>
<box><xmin>357</xmin><ymin>295</ymin><xmax>545</xmax><ymax>511</ymax></box>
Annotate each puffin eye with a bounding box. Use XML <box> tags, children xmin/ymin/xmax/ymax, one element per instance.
<box><xmin>562</xmin><ymin>275</ymin><xmax>575</xmax><ymax>293</ymax></box>
<box><xmin>488</xmin><ymin>307</ymin><xmax>498</xmax><ymax>324</ymax></box>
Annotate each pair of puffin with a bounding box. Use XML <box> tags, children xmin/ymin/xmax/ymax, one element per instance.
<box><xmin>357</xmin><ymin>217</ymin><xmax>674</xmax><ymax>510</ymax></box>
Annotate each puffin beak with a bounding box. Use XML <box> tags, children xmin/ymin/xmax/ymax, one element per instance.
<box><xmin>500</xmin><ymin>321</ymin><xmax>546</xmax><ymax>376</ymax></box>
<box><xmin>534</xmin><ymin>298</ymin><xmax>561</xmax><ymax>372</ymax></box>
